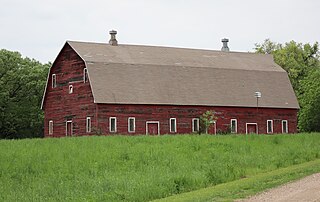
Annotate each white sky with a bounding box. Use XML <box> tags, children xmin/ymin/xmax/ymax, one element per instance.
<box><xmin>1</xmin><ymin>0</ymin><xmax>319</xmax><ymax>63</ymax></box>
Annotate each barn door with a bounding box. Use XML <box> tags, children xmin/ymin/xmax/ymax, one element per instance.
<box><xmin>207</xmin><ymin>121</ymin><xmax>216</xmax><ymax>135</ymax></box>
<box><xmin>66</xmin><ymin>121</ymin><xmax>73</xmax><ymax>136</ymax></box>
<box><xmin>146</xmin><ymin>121</ymin><xmax>160</xmax><ymax>135</ymax></box>
<box><xmin>246</xmin><ymin>123</ymin><xmax>258</xmax><ymax>134</ymax></box>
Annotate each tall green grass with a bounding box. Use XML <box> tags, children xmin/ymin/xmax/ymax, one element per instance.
<box><xmin>0</xmin><ymin>133</ymin><xmax>320</xmax><ymax>201</ymax></box>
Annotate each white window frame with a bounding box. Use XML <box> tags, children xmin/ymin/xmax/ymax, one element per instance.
<box><xmin>52</xmin><ymin>74</ymin><xmax>56</xmax><ymax>88</ymax></box>
<box><xmin>267</xmin><ymin>120</ymin><xmax>273</xmax><ymax>134</ymax></box>
<box><xmin>169</xmin><ymin>118</ymin><xmax>177</xmax><ymax>133</ymax></box>
<box><xmin>49</xmin><ymin>120</ymin><xmax>53</xmax><ymax>135</ymax></box>
<box><xmin>83</xmin><ymin>68</ymin><xmax>88</xmax><ymax>83</ymax></box>
<box><xmin>86</xmin><ymin>117</ymin><xmax>91</xmax><ymax>133</ymax></box>
<box><xmin>230</xmin><ymin>119</ymin><xmax>237</xmax><ymax>133</ymax></box>
<box><xmin>128</xmin><ymin>117</ymin><xmax>135</xmax><ymax>133</ymax></box>
<box><xmin>69</xmin><ymin>85</ymin><xmax>73</xmax><ymax>94</ymax></box>
<box><xmin>109</xmin><ymin>117</ymin><xmax>117</xmax><ymax>133</ymax></box>
<box><xmin>192</xmin><ymin>118</ymin><xmax>200</xmax><ymax>133</ymax></box>
<box><xmin>282</xmin><ymin>120</ymin><xmax>288</xmax><ymax>133</ymax></box>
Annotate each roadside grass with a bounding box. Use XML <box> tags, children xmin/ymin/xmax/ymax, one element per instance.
<box><xmin>154</xmin><ymin>158</ymin><xmax>320</xmax><ymax>202</ymax></box>
<box><xmin>0</xmin><ymin>133</ymin><xmax>320</xmax><ymax>201</ymax></box>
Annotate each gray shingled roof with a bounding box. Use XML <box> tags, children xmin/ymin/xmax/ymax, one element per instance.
<box><xmin>67</xmin><ymin>41</ymin><xmax>299</xmax><ymax>109</ymax></box>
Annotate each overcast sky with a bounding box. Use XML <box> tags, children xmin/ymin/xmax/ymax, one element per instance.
<box><xmin>1</xmin><ymin>0</ymin><xmax>319</xmax><ymax>63</ymax></box>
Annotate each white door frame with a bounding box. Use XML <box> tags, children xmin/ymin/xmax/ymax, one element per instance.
<box><xmin>146</xmin><ymin>121</ymin><xmax>160</xmax><ymax>135</ymax></box>
<box><xmin>66</xmin><ymin>120</ymin><xmax>73</xmax><ymax>136</ymax></box>
<box><xmin>246</xmin><ymin>123</ymin><xmax>258</xmax><ymax>134</ymax></box>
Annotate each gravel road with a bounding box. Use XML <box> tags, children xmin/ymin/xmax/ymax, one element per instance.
<box><xmin>238</xmin><ymin>173</ymin><xmax>320</xmax><ymax>202</ymax></box>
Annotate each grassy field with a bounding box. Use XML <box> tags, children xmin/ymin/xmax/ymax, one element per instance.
<box><xmin>0</xmin><ymin>133</ymin><xmax>320</xmax><ymax>201</ymax></box>
<box><xmin>155</xmin><ymin>158</ymin><xmax>320</xmax><ymax>202</ymax></box>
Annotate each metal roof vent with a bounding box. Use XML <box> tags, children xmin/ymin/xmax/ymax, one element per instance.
<box><xmin>109</xmin><ymin>30</ymin><xmax>118</xmax><ymax>46</ymax></box>
<box><xmin>221</xmin><ymin>38</ymin><xmax>229</xmax><ymax>52</ymax></box>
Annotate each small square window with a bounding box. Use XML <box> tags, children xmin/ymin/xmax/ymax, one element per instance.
<box><xmin>69</xmin><ymin>85</ymin><xmax>73</xmax><ymax>94</ymax></box>
<box><xmin>110</xmin><ymin>117</ymin><xmax>117</xmax><ymax>133</ymax></box>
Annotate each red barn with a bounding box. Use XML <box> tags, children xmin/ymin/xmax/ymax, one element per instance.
<box><xmin>41</xmin><ymin>31</ymin><xmax>299</xmax><ymax>137</ymax></box>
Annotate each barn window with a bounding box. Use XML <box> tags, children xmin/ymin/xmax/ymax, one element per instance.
<box><xmin>69</xmin><ymin>85</ymin><xmax>73</xmax><ymax>94</ymax></box>
<box><xmin>128</xmin><ymin>117</ymin><xmax>135</xmax><ymax>133</ymax></box>
<box><xmin>84</xmin><ymin>68</ymin><xmax>88</xmax><ymax>83</ymax></box>
<box><xmin>52</xmin><ymin>74</ymin><xmax>56</xmax><ymax>88</ymax></box>
<box><xmin>230</xmin><ymin>119</ymin><xmax>237</xmax><ymax>133</ymax></box>
<box><xmin>110</xmin><ymin>117</ymin><xmax>117</xmax><ymax>132</ymax></box>
<box><xmin>282</xmin><ymin>120</ymin><xmax>288</xmax><ymax>133</ymax></box>
<box><xmin>86</xmin><ymin>117</ymin><xmax>91</xmax><ymax>133</ymax></box>
<box><xmin>267</xmin><ymin>120</ymin><xmax>273</xmax><ymax>133</ymax></box>
<box><xmin>192</xmin><ymin>118</ymin><xmax>199</xmax><ymax>133</ymax></box>
<box><xmin>170</xmin><ymin>118</ymin><xmax>176</xmax><ymax>133</ymax></box>
<box><xmin>49</xmin><ymin>120</ymin><xmax>53</xmax><ymax>135</ymax></box>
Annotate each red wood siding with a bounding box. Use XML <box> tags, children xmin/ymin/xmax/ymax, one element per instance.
<box><xmin>43</xmin><ymin>44</ymin><xmax>96</xmax><ymax>137</ymax></box>
<box><xmin>96</xmin><ymin>104</ymin><xmax>298</xmax><ymax>135</ymax></box>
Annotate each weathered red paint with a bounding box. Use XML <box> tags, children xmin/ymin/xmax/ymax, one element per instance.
<box><xmin>43</xmin><ymin>43</ymin><xmax>96</xmax><ymax>137</ymax></box>
<box><xmin>43</xmin><ymin>44</ymin><xmax>298</xmax><ymax>137</ymax></box>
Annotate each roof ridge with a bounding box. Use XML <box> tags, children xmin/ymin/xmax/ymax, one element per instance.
<box><xmin>67</xmin><ymin>40</ymin><xmax>263</xmax><ymax>55</ymax></box>
<box><xmin>86</xmin><ymin>61</ymin><xmax>284</xmax><ymax>72</ymax></box>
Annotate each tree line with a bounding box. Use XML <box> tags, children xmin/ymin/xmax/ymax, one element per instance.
<box><xmin>0</xmin><ymin>40</ymin><xmax>319</xmax><ymax>138</ymax></box>
<box><xmin>0</xmin><ymin>50</ymin><xmax>49</xmax><ymax>138</ymax></box>
<box><xmin>254</xmin><ymin>39</ymin><xmax>320</xmax><ymax>132</ymax></box>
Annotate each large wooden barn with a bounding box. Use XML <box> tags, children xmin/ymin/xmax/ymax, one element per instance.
<box><xmin>41</xmin><ymin>31</ymin><xmax>299</xmax><ymax>137</ymax></box>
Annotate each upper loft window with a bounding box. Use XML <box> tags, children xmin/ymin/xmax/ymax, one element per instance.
<box><xmin>69</xmin><ymin>85</ymin><xmax>73</xmax><ymax>94</ymax></box>
<box><xmin>52</xmin><ymin>74</ymin><xmax>56</xmax><ymax>88</ymax></box>
<box><xmin>231</xmin><ymin>119</ymin><xmax>237</xmax><ymax>133</ymax></box>
<box><xmin>83</xmin><ymin>68</ymin><xmax>88</xmax><ymax>83</ymax></box>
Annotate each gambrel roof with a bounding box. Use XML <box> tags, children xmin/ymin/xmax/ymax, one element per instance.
<box><xmin>45</xmin><ymin>41</ymin><xmax>300</xmax><ymax>109</ymax></box>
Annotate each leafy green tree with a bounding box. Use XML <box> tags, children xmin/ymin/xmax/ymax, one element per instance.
<box><xmin>200</xmin><ymin>110</ymin><xmax>218</xmax><ymax>134</ymax></box>
<box><xmin>254</xmin><ymin>39</ymin><xmax>320</xmax><ymax>132</ymax></box>
<box><xmin>255</xmin><ymin>39</ymin><xmax>319</xmax><ymax>96</ymax></box>
<box><xmin>0</xmin><ymin>49</ymin><xmax>49</xmax><ymax>139</ymax></box>
<box><xmin>254</xmin><ymin>38</ymin><xmax>281</xmax><ymax>54</ymax></box>
<box><xmin>298</xmin><ymin>69</ymin><xmax>320</xmax><ymax>132</ymax></box>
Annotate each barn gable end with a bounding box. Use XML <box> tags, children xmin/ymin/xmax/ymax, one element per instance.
<box><xmin>42</xmin><ymin>43</ymin><xmax>96</xmax><ymax>137</ymax></box>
